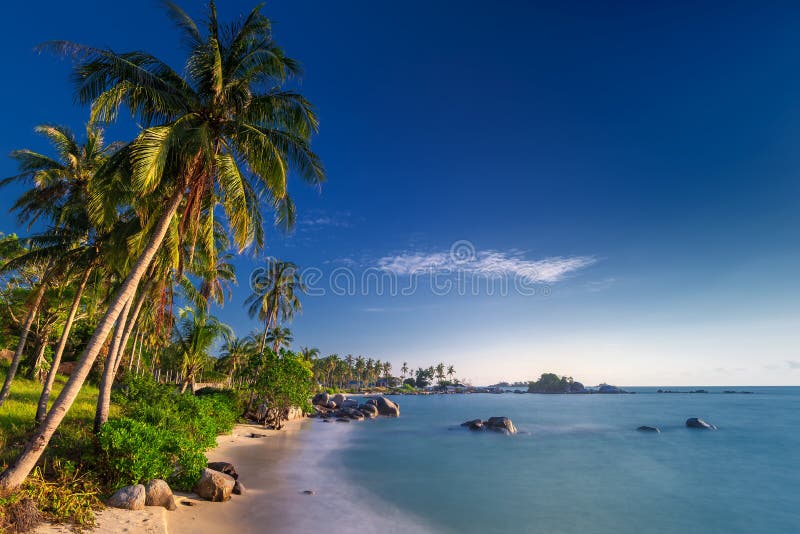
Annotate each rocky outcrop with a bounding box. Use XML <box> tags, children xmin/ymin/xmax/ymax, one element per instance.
<box><xmin>145</xmin><ymin>479</ymin><xmax>177</xmax><ymax>511</ymax></box>
<box><xmin>637</xmin><ymin>426</ymin><xmax>661</xmax><ymax>433</ymax></box>
<box><xmin>332</xmin><ymin>393</ymin><xmax>347</xmax><ymax>407</ymax></box>
<box><xmin>194</xmin><ymin>468</ymin><xmax>235</xmax><ymax>502</ymax></box>
<box><xmin>108</xmin><ymin>484</ymin><xmax>146</xmax><ymax>510</ymax></box>
<box><xmin>373</xmin><ymin>396</ymin><xmax>400</xmax><ymax>417</ymax></box>
<box><xmin>460</xmin><ymin>417</ymin><xmax>516</xmax><ymax>434</ymax></box>
<box><xmin>570</xmin><ymin>381</ymin><xmax>586</xmax><ymax>393</ymax></box>
<box><xmin>461</xmin><ymin>419</ymin><xmax>484</xmax><ymax>431</ymax></box>
<box><xmin>359</xmin><ymin>404</ymin><xmax>378</xmax><ymax>418</ymax></box>
<box><xmin>312</xmin><ymin>392</ymin><xmax>330</xmax><ymax>406</ymax></box>
<box><xmin>207</xmin><ymin>461</ymin><xmax>238</xmax><ymax>480</ymax></box>
<box><xmin>341</xmin><ymin>399</ymin><xmax>358</xmax><ymax>409</ymax></box>
<box><xmin>686</xmin><ymin>417</ymin><xmax>717</xmax><ymax>429</ymax></box>
<box><xmin>233</xmin><ymin>480</ymin><xmax>246</xmax><ymax>495</ymax></box>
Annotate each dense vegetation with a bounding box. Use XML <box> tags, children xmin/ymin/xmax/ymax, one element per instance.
<box><xmin>528</xmin><ymin>373</ymin><xmax>581</xmax><ymax>393</ymax></box>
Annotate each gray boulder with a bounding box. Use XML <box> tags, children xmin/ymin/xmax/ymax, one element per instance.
<box><xmin>686</xmin><ymin>417</ymin><xmax>717</xmax><ymax>430</ymax></box>
<box><xmin>374</xmin><ymin>397</ymin><xmax>400</xmax><ymax>417</ymax></box>
<box><xmin>461</xmin><ymin>419</ymin><xmax>484</xmax><ymax>431</ymax></box>
<box><xmin>365</xmin><ymin>398</ymin><xmax>378</xmax><ymax>407</ymax></box>
<box><xmin>312</xmin><ymin>392</ymin><xmax>330</xmax><ymax>406</ymax></box>
<box><xmin>326</xmin><ymin>400</ymin><xmax>337</xmax><ymax>409</ymax></box>
<box><xmin>108</xmin><ymin>484</ymin><xmax>146</xmax><ymax>510</ymax></box>
<box><xmin>145</xmin><ymin>479</ymin><xmax>177</xmax><ymax>511</ymax></box>
<box><xmin>359</xmin><ymin>404</ymin><xmax>379</xmax><ymax>418</ymax></box>
<box><xmin>233</xmin><ymin>480</ymin><xmax>246</xmax><ymax>495</ymax></box>
<box><xmin>194</xmin><ymin>468</ymin><xmax>235</xmax><ymax>502</ymax></box>
<box><xmin>341</xmin><ymin>399</ymin><xmax>358</xmax><ymax>409</ymax></box>
<box><xmin>336</xmin><ymin>417</ymin><xmax>351</xmax><ymax>423</ymax></box>
<box><xmin>332</xmin><ymin>393</ymin><xmax>347</xmax><ymax>407</ymax></box>
<box><xmin>484</xmin><ymin>416</ymin><xmax>517</xmax><ymax>434</ymax></box>
<box><xmin>207</xmin><ymin>461</ymin><xmax>238</xmax><ymax>480</ymax></box>
<box><xmin>637</xmin><ymin>426</ymin><xmax>661</xmax><ymax>433</ymax></box>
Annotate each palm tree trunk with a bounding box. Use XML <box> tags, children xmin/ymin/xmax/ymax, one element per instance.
<box><xmin>111</xmin><ymin>284</ymin><xmax>150</xmax><ymax>378</ymax></box>
<box><xmin>27</xmin><ymin>328</ymin><xmax>51</xmax><ymax>381</ymax></box>
<box><xmin>35</xmin><ymin>266</ymin><xmax>93</xmax><ymax>423</ymax></box>
<box><xmin>0</xmin><ymin>282</ymin><xmax>48</xmax><ymax>407</ymax></box>
<box><xmin>0</xmin><ymin>188</ymin><xmax>184</xmax><ymax>496</ymax></box>
<box><xmin>94</xmin><ymin>291</ymin><xmax>134</xmax><ymax>434</ymax></box>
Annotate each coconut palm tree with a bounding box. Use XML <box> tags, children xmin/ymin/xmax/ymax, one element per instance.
<box><xmin>447</xmin><ymin>364</ymin><xmax>456</xmax><ymax>384</ymax></box>
<box><xmin>218</xmin><ymin>336</ymin><xmax>254</xmax><ymax>385</ymax></box>
<box><xmin>401</xmin><ymin>361</ymin><xmax>409</xmax><ymax>381</ymax></box>
<box><xmin>171</xmin><ymin>307</ymin><xmax>232</xmax><ymax>394</ymax></box>
<box><xmin>0</xmin><ymin>1</ymin><xmax>324</xmax><ymax>495</ymax></box>
<box><xmin>435</xmin><ymin>363</ymin><xmax>446</xmax><ymax>386</ymax></box>
<box><xmin>299</xmin><ymin>346</ymin><xmax>319</xmax><ymax>362</ymax></box>
<box><xmin>245</xmin><ymin>257</ymin><xmax>305</xmax><ymax>353</ymax></box>
<box><xmin>265</xmin><ymin>326</ymin><xmax>293</xmax><ymax>353</ymax></box>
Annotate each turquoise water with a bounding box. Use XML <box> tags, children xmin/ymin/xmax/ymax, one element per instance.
<box><xmin>318</xmin><ymin>388</ymin><xmax>800</xmax><ymax>533</ymax></box>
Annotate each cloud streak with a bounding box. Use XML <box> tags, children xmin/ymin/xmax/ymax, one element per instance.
<box><xmin>375</xmin><ymin>248</ymin><xmax>595</xmax><ymax>283</ymax></box>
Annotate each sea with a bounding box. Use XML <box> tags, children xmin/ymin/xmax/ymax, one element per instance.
<box><xmin>276</xmin><ymin>387</ymin><xmax>800</xmax><ymax>533</ymax></box>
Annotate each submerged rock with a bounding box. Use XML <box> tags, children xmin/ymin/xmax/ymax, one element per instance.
<box><xmin>637</xmin><ymin>426</ymin><xmax>661</xmax><ymax>433</ymax></box>
<box><xmin>207</xmin><ymin>461</ymin><xmax>238</xmax><ymax>480</ymax></box>
<box><xmin>194</xmin><ymin>468</ymin><xmax>235</xmax><ymax>502</ymax></box>
<box><xmin>461</xmin><ymin>419</ymin><xmax>484</xmax><ymax>431</ymax></box>
<box><xmin>108</xmin><ymin>484</ymin><xmax>146</xmax><ymax>510</ymax></box>
<box><xmin>145</xmin><ymin>479</ymin><xmax>177</xmax><ymax>511</ymax></box>
<box><xmin>686</xmin><ymin>417</ymin><xmax>717</xmax><ymax>430</ymax></box>
<box><xmin>359</xmin><ymin>404</ymin><xmax>379</xmax><ymax>418</ymax></box>
<box><xmin>484</xmin><ymin>416</ymin><xmax>517</xmax><ymax>434</ymax></box>
<box><xmin>335</xmin><ymin>417</ymin><xmax>351</xmax><ymax>423</ymax></box>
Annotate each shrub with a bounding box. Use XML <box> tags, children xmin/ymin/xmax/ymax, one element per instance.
<box><xmin>97</xmin><ymin>418</ymin><xmax>174</xmax><ymax>486</ymax></box>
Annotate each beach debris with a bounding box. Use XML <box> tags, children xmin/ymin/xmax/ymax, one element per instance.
<box><xmin>460</xmin><ymin>417</ymin><xmax>517</xmax><ymax>434</ymax></box>
<box><xmin>302</xmin><ymin>490</ymin><xmax>315</xmax><ymax>495</ymax></box>
<box><xmin>686</xmin><ymin>417</ymin><xmax>717</xmax><ymax>430</ymax></box>
<box><xmin>373</xmin><ymin>396</ymin><xmax>400</xmax><ymax>417</ymax></box>
<box><xmin>108</xmin><ymin>484</ymin><xmax>146</xmax><ymax>510</ymax></box>
<box><xmin>4</xmin><ymin>497</ymin><xmax>41</xmax><ymax>532</ymax></box>
<box><xmin>461</xmin><ymin>419</ymin><xmax>484</xmax><ymax>431</ymax></box>
<box><xmin>145</xmin><ymin>479</ymin><xmax>177</xmax><ymax>511</ymax></box>
<box><xmin>637</xmin><ymin>426</ymin><xmax>661</xmax><ymax>433</ymax></box>
<box><xmin>233</xmin><ymin>480</ymin><xmax>246</xmax><ymax>495</ymax></box>
<box><xmin>194</xmin><ymin>468</ymin><xmax>236</xmax><ymax>502</ymax></box>
<box><xmin>207</xmin><ymin>461</ymin><xmax>239</xmax><ymax>480</ymax></box>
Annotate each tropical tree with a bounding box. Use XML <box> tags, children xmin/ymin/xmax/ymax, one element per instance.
<box><xmin>299</xmin><ymin>346</ymin><xmax>319</xmax><ymax>362</ymax></box>
<box><xmin>401</xmin><ymin>361</ymin><xmax>409</xmax><ymax>380</ymax></box>
<box><xmin>447</xmin><ymin>364</ymin><xmax>456</xmax><ymax>384</ymax></box>
<box><xmin>435</xmin><ymin>363</ymin><xmax>446</xmax><ymax>386</ymax></box>
<box><xmin>0</xmin><ymin>1</ymin><xmax>324</xmax><ymax>495</ymax></box>
<box><xmin>265</xmin><ymin>326</ymin><xmax>293</xmax><ymax>353</ymax></box>
<box><xmin>245</xmin><ymin>258</ymin><xmax>305</xmax><ymax>353</ymax></box>
<box><xmin>218</xmin><ymin>336</ymin><xmax>254</xmax><ymax>385</ymax></box>
<box><xmin>170</xmin><ymin>307</ymin><xmax>231</xmax><ymax>394</ymax></box>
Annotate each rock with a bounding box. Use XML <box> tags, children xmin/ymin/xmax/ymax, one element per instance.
<box><xmin>365</xmin><ymin>398</ymin><xmax>378</xmax><ymax>407</ymax></box>
<box><xmin>570</xmin><ymin>381</ymin><xmax>586</xmax><ymax>393</ymax></box>
<box><xmin>359</xmin><ymin>404</ymin><xmax>378</xmax><ymax>418</ymax></box>
<box><xmin>484</xmin><ymin>417</ymin><xmax>517</xmax><ymax>434</ymax></box>
<box><xmin>286</xmin><ymin>405</ymin><xmax>304</xmax><ymax>421</ymax></box>
<box><xmin>326</xmin><ymin>400</ymin><xmax>337</xmax><ymax>409</ymax></box>
<box><xmin>461</xmin><ymin>419</ymin><xmax>484</xmax><ymax>431</ymax></box>
<box><xmin>207</xmin><ymin>461</ymin><xmax>238</xmax><ymax>480</ymax></box>
<box><xmin>302</xmin><ymin>490</ymin><xmax>315</xmax><ymax>495</ymax></box>
<box><xmin>335</xmin><ymin>417</ymin><xmax>351</xmax><ymax>423</ymax></box>
<box><xmin>686</xmin><ymin>417</ymin><xmax>717</xmax><ymax>430</ymax></box>
<box><xmin>373</xmin><ymin>396</ymin><xmax>400</xmax><ymax>417</ymax></box>
<box><xmin>250</xmin><ymin>433</ymin><xmax>267</xmax><ymax>438</ymax></box>
<box><xmin>341</xmin><ymin>399</ymin><xmax>358</xmax><ymax>409</ymax></box>
<box><xmin>194</xmin><ymin>468</ymin><xmax>235</xmax><ymax>502</ymax></box>
<box><xmin>145</xmin><ymin>479</ymin><xmax>177</xmax><ymax>511</ymax></box>
<box><xmin>233</xmin><ymin>480</ymin><xmax>246</xmax><ymax>495</ymax></box>
<box><xmin>323</xmin><ymin>419</ymin><xmax>331</xmax><ymax>423</ymax></box>
<box><xmin>312</xmin><ymin>392</ymin><xmax>330</xmax><ymax>405</ymax></box>
<box><xmin>108</xmin><ymin>484</ymin><xmax>146</xmax><ymax>510</ymax></box>
<box><xmin>637</xmin><ymin>426</ymin><xmax>661</xmax><ymax>433</ymax></box>
<box><xmin>332</xmin><ymin>393</ymin><xmax>347</xmax><ymax>407</ymax></box>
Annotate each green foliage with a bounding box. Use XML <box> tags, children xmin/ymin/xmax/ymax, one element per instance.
<box><xmin>254</xmin><ymin>350</ymin><xmax>313</xmax><ymax>428</ymax></box>
<box><xmin>98</xmin><ymin>374</ymin><xmax>238</xmax><ymax>490</ymax></box>
<box><xmin>528</xmin><ymin>373</ymin><xmax>574</xmax><ymax>393</ymax></box>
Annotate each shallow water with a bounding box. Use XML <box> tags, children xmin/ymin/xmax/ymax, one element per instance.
<box><xmin>307</xmin><ymin>388</ymin><xmax>800</xmax><ymax>533</ymax></box>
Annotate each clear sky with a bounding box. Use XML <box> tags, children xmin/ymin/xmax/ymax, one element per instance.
<box><xmin>1</xmin><ymin>1</ymin><xmax>798</xmax><ymax>385</ymax></box>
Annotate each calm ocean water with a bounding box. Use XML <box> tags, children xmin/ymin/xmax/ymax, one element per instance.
<box><xmin>304</xmin><ymin>388</ymin><xmax>800</xmax><ymax>533</ymax></box>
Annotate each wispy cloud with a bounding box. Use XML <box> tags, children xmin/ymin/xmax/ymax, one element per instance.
<box><xmin>375</xmin><ymin>247</ymin><xmax>595</xmax><ymax>283</ymax></box>
<box><xmin>297</xmin><ymin>210</ymin><xmax>353</xmax><ymax>229</ymax></box>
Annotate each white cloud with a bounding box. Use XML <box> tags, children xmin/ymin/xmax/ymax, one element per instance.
<box><xmin>375</xmin><ymin>248</ymin><xmax>595</xmax><ymax>283</ymax></box>
<box><xmin>297</xmin><ymin>210</ymin><xmax>353</xmax><ymax>229</ymax></box>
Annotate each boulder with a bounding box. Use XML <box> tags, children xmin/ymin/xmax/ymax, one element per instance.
<box><xmin>373</xmin><ymin>397</ymin><xmax>400</xmax><ymax>417</ymax></box>
<box><xmin>484</xmin><ymin>417</ymin><xmax>517</xmax><ymax>434</ymax></box>
<box><xmin>637</xmin><ymin>426</ymin><xmax>661</xmax><ymax>433</ymax></box>
<box><xmin>145</xmin><ymin>479</ymin><xmax>177</xmax><ymax>511</ymax></box>
<box><xmin>341</xmin><ymin>399</ymin><xmax>358</xmax><ymax>409</ymax></box>
<box><xmin>207</xmin><ymin>461</ymin><xmax>238</xmax><ymax>480</ymax></box>
<box><xmin>570</xmin><ymin>381</ymin><xmax>586</xmax><ymax>393</ymax></box>
<box><xmin>326</xmin><ymin>400</ymin><xmax>337</xmax><ymax>409</ymax></box>
<box><xmin>108</xmin><ymin>484</ymin><xmax>146</xmax><ymax>510</ymax></box>
<box><xmin>332</xmin><ymin>393</ymin><xmax>347</xmax><ymax>407</ymax></box>
<box><xmin>335</xmin><ymin>417</ymin><xmax>351</xmax><ymax>423</ymax></box>
<box><xmin>194</xmin><ymin>468</ymin><xmax>235</xmax><ymax>502</ymax></box>
<box><xmin>365</xmin><ymin>399</ymin><xmax>378</xmax><ymax>407</ymax></box>
<box><xmin>286</xmin><ymin>405</ymin><xmax>304</xmax><ymax>421</ymax></box>
<box><xmin>686</xmin><ymin>417</ymin><xmax>716</xmax><ymax>430</ymax></box>
<box><xmin>359</xmin><ymin>404</ymin><xmax>379</xmax><ymax>418</ymax></box>
<box><xmin>233</xmin><ymin>480</ymin><xmax>246</xmax><ymax>495</ymax></box>
<box><xmin>312</xmin><ymin>392</ymin><xmax>330</xmax><ymax>406</ymax></box>
<box><xmin>461</xmin><ymin>419</ymin><xmax>484</xmax><ymax>431</ymax></box>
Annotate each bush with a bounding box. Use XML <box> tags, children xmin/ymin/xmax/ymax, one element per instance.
<box><xmin>97</xmin><ymin>418</ymin><xmax>174</xmax><ymax>486</ymax></box>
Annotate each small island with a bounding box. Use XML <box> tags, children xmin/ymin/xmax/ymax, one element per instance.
<box><xmin>526</xmin><ymin>373</ymin><xmax>629</xmax><ymax>394</ymax></box>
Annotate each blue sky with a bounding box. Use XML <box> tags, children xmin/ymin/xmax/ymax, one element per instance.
<box><xmin>1</xmin><ymin>1</ymin><xmax>798</xmax><ymax>385</ymax></box>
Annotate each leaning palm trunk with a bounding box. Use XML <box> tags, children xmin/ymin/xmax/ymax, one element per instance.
<box><xmin>111</xmin><ymin>285</ymin><xmax>149</xmax><ymax>379</ymax></box>
<box><xmin>36</xmin><ymin>266</ymin><xmax>93</xmax><ymax>422</ymax></box>
<box><xmin>0</xmin><ymin>189</ymin><xmax>184</xmax><ymax>496</ymax></box>
<box><xmin>0</xmin><ymin>282</ymin><xmax>48</xmax><ymax>407</ymax></box>
<box><xmin>27</xmin><ymin>328</ymin><xmax>51</xmax><ymax>381</ymax></box>
<box><xmin>94</xmin><ymin>294</ymin><xmax>134</xmax><ymax>433</ymax></box>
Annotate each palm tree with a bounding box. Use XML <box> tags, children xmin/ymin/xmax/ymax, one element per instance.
<box><xmin>299</xmin><ymin>346</ymin><xmax>319</xmax><ymax>362</ymax></box>
<box><xmin>401</xmin><ymin>361</ymin><xmax>409</xmax><ymax>381</ymax></box>
<box><xmin>435</xmin><ymin>363</ymin><xmax>446</xmax><ymax>386</ymax></box>
<box><xmin>0</xmin><ymin>2</ymin><xmax>324</xmax><ymax>495</ymax></box>
<box><xmin>171</xmin><ymin>307</ymin><xmax>232</xmax><ymax>394</ymax></box>
<box><xmin>245</xmin><ymin>258</ymin><xmax>305</xmax><ymax>353</ymax></box>
<box><xmin>218</xmin><ymin>336</ymin><xmax>254</xmax><ymax>385</ymax></box>
<box><xmin>382</xmin><ymin>361</ymin><xmax>392</xmax><ymax>385</ymax></box>
<box><xmin>447</xmin><ymin>364</ymin><xmax>456</xmax><ymax>384</ymax></box>
<box><xmin>265</xmin><ymin>326</ymin><xmax>293</xmax><ymax>353</ymax></box>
